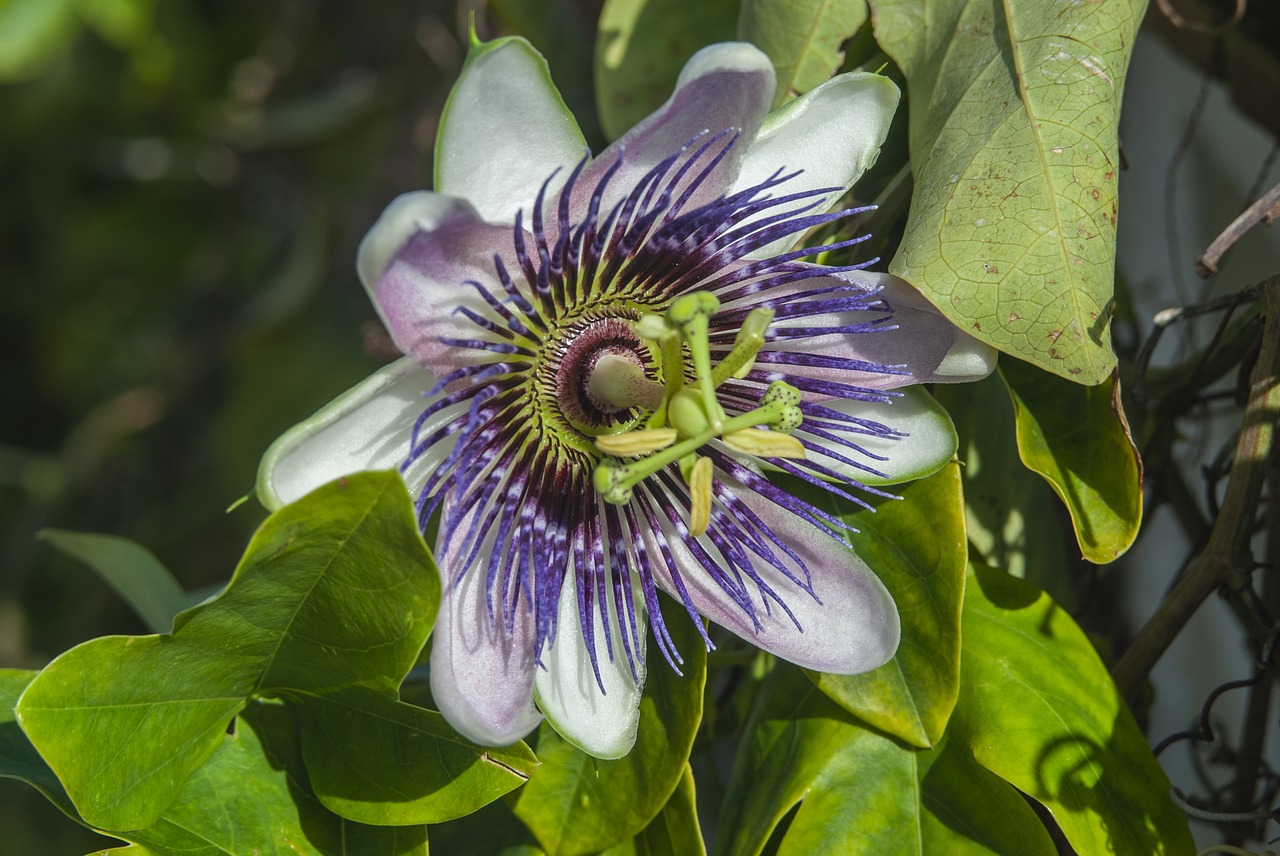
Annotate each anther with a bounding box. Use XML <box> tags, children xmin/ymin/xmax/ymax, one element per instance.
<box><xmin>688</xmin><ymin>456</ymin><xmax>713</xmax><ymax>537</ymax></box>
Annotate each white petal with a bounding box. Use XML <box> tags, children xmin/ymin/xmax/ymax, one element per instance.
<box><xmin>640</xmin><ymin>474</ymin><xmax>899</xmax><ymax>674</ymax></box>
<box><xmin>873</xmin><ymin>274</ymin><xmax>998</xmax><ymax>382</ymax></box>
<box><xmin>576</xmin><ymin>42</ymin><xmax>775</xmax><ymax>217</ymax></box>
<box><xmin>933</xmin><ymin>333</ymin><xmax>999</xmax><ymax>379</ymax></box>
<box><xmin>800</xmin><ymin>387</ymin><xmax>957</xmax><ymax>486</ymax></box>
<box><xmin>356</xmin><ymin>191</ymin><xmax>465</xmax><ymax>293</ymax></box>
<box><xmin>431</xmin><ymin>512</ymin><xmax>543</xmax><ymax>746</ymax></box>
<box><xmin>361</xmin><ymin>193</ymin><xmax>518</xmax><ymax>377</ymax></box>
<box><xmin>724</xmin><ymin>269</ymin><xmax>997</xmax><ymax>389</ymax></box>
<box><xmin>256</xmin><ymin>358</ymin><xmax>436</xmax><ymax>510</ymax></box>
<box><xmin>734</xmin><ymin>72</ymin><xmax>900</xmax><ymax>255</ymax></box>
<box><xmin>534</xmin><ymin>567</ymin><xmax>647</xmax><ymax>760</ymax></box>
<box><xmin>435</xmin><ymin>37</ymin><xmax>587</xmax><ymax>224</ymax></box>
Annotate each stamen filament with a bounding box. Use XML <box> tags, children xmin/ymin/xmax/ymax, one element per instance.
<box><xmin>711</xmin><ymin>307</ymin><xmax>774</xmax><ymax>385</ymax></box>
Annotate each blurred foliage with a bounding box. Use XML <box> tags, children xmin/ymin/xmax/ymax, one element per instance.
<box><xmin>0</xmin><ymin>2</ymin><xmax>511</xmax><ymax>850</ymax></box>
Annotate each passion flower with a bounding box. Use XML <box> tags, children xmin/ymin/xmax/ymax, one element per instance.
<box><xmin>257</xmin><ymin>38</ymin><xmax>995</xmax><ymax>758</ymax></box>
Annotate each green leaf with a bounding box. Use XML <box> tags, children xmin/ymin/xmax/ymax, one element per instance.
<box><xmin>713</xmin><ymin>667</ymin><xmax>850</xmax><ymax>856</ymax></box>
<box><xmin>297</xmin><ymin>686</ymin><xmax>537</xmax><ymax>825</ymax></box>
<box><xmin>427</xmin><ymin>795</ymin><xmax>545</xmax><ymax>856</ymax></box>
<box><xmin>716</xmin><ymin>665</ymin><xmax>1054</xmax><ymax>856</ymax></box>
<box><xmin>0</xmin><ymin>669</ymin><xmax>78</xmax><ymax>820</ymax></box>
<box><xmin>875</xmin><ymin>0</ymin><xmax>1142</xmax><ymax>383</ymax></box>
<box><xmin>601</xmin><ymin>763</ymin><xmax>705</xmax><ymax>856</ymax></box>
<box><xmin>107</xmin><ymin>701</ymin><xmax>427</xmax><ymax>856</ymax></box>
<box><xmin>38</xmin><ymin>529</ymin><xmax>188</xmax><ymax>633</ymax></box>
<box><xmin>956</xmin><ymin>565</ymin><xmax>1195</xmax><ymax>855</ymax></box>
<box><xmin>16</xmin><ymin>472</ymin><xmax>439</xmax><ymax>831</ymax></box>
<box><xmin>934</xmin><ymin>375</ymin><xmax>1075</xmax><ymax>607</ymax></box>
<box><xmin>738</xmin><ymin>0</ymin><xmax>869</xmax><ymax>107</ymax></box>
<box><xmin>1000</xmin><ymin>359</ymin><xmax>1142</xmax><ymax>563</ymax></box>
<box><xmin>915</xmin><ymin>731</ymin><xmax>1058</xmax><ymax>856</ymax></box>
<box><xmin>780</xmin><ymin>729</ymin><xmax>1056</xmax><ymax>855</ymax></box>
<box><xmin>797</xmin><ymin>462</ymin><xmax>967</xmax><ymax>748</ymax></box>
<box><xmin>595</xmin><ymin>0</ymin><xmax>739</xmax><ymax>140</ymax></box>
<box><xmin>513</xmin><ymin>605</ymin><xmax>706</xmax><ymax>856</ymax></box>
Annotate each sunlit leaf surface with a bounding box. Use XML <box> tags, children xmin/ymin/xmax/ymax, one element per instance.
<box><xmin>16</xmin><ymin>472</ymin><xmax>440</xmax><ymax>830</ymax></box>
<box><xmin>298</xmin><ymin>687</ymin><xmax>537</xmax><ymax>826</ymax></box>
<box><xmin>595</xmin><ymin>0</ymin><xmax>739</xmax><ymax>139</ymax></box>
<box><xmin>737</xmin><ymin>0</ymin><xmax>869</xmax><ymax>107</ymax></box>
<box><xmin>714</xmin><ymin>665</ymin><xmax>1055</xmax><ymax>856</ymax></box>
<box><xmin>102</xmin><ymin>702</ymin><xmax>429</xmax><ymax>856</ymax></box>
<box><xmin>1001</xmin><ymin>359</ymin><xmax>1142</xmax><ymax>562</ymax></box>
<box><xmin>876</xmin><ymin>0</ymin><xmax>1143</xmax><ymax>382</ymax></box>
<box><xmin>957</xmin><ymin>565</ymin><xmax>1194</xmax><ymax>855</ymax></box>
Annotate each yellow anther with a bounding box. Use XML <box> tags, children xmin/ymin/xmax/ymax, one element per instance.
<box><xmin>723</xmin><ymin>429</ymin><xmax>807</xmax><ymax>460</ymax></box>
<box><xmin>688</xmin><ymin>455</ymin><xmax>713</xmax><ymax>537</ymax></box>
<box><xmin>595</xmin><ymin>428</ymin><xmax>679</xmax><ymax>456</ymax></box>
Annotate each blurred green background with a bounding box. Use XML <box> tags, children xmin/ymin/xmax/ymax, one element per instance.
<box><xmin>0</xmin><ymin>1</ymin><xmax>597</xmax><ymax>850</ymax></box>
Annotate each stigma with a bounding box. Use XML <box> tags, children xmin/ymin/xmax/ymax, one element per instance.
<box><xmin>591</xmin><ymin>291</ymin><xmax>806</xmax><ymax>536</ymax></box>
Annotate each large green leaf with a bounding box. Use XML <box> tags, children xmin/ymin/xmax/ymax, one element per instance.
<box><xmin>798</xmin><ymin>462</ymin><xmax>967</xmax><ymax>748</ymax></box>
<box><xmin>99</xmin><ymin>702</ymin><xmax>428</xmax><ymax>856</ymax></box>
<box><xmin>16</xmin><ymin>472</ymin><xmax>440</xmax><ymax>831</ymax></box>
<box><xmin>1000</xmin><ymin>359</ymin><xmax>1142</xmax><ymax>563</ymax></box>
<box><xmin>715</xmin><ymin>665</ymin><xmax>1054</xmax><ymax>856</ymax></box>
<box><xmin>601</xmin><ymin>763</ymin><xmax>705</xmax><ymax>856</ymax></box>
<box><xmin>38</xmin><ymin>529</ymin><xmax>188</xmax><ymax>634</ymax></box>
<box><xmin>780</xmin><ymin>729</ymin><xmax>1056</xmax><ymax>855</ymax></box>
<box><xmin>297</xmin><ymin>686</ymin><xmax>537</xmax><ymax>825</ymax></box>
<box><xmin>738</xmin><ymin>0</ymin><xmax>869</xmax><ymax>107</ymax></box>
<box><xmin>875</xmin><ymin>0</ymin><xmax>1143</xmax><ymax>383</ymax></box>
<box><xmin>595</xmin><ymin>0</ymin><xmax>739</xmax><ymax>140</ymax></box>
<box><xmin>956</xmin><ymin>565</ymin><xmax>1195</xmax><ymax>855</ymax></box>
<box><xmin>513</xmin><ymin>607</ymin><xmax>706</xmax><ymax>856</ymax></box>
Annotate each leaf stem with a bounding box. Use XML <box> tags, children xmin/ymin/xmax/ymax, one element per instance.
<box><xmin>1112</xmin><ymin>277</ymin><xmax>1280</xmax><ymax>697</ymax></box>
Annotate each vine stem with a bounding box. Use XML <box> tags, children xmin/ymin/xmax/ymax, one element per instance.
<box><xmin>1112</xmin><ymin>277</ymin><xmax>1280</xmax><ymax>697</ymax></box>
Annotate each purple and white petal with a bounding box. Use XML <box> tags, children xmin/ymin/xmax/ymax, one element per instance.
<box><xmin>722</xmin><ymin>269</ymin><xmax>995</xmax><ymax>391</ymax></box>
<box><xmin>435</xmin><ymin>37</ymin><xmax>587</xmax><ymax>224</ymax></box>
<box><xmin>362</xmin><ymin>193</ymin><xmax>520</xmax><ymax>377</ymax></box>
<box><xmin>256</xmin><ymin>358</ymin><xmax>438</xmax><ymax>510</ymax></box>
<box><xmin>733</xmin><ymin>72</ymin><xmax>900</xmax><ymax>257</ymax></box>
<box><xmin>430</xmin><ymin>505</ymin><xmax>544</xmax><ymax>746</ymax></box>
<box><xmin>794</xmin><ymin>386</ymin><xmax>958</xmax><ymax>487</ymax></box>
<box><xmin>577</xmin><ymin>42</ymin><xmax>775</xmax><ymax>218</ymax></box>
<box><xmin>640</xmin><ymin>473</ymin><xmax>899</xmax><ymax>675</ymax></box>
<box><xmin>534</xmin><ymin>568</ymin><xmax>647</xmax><ymax>760</ymax></box>
<box><xmin>874</xmin><ymin>274</ymin><xmax>998</xmax><ymax>381</ymax></box>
